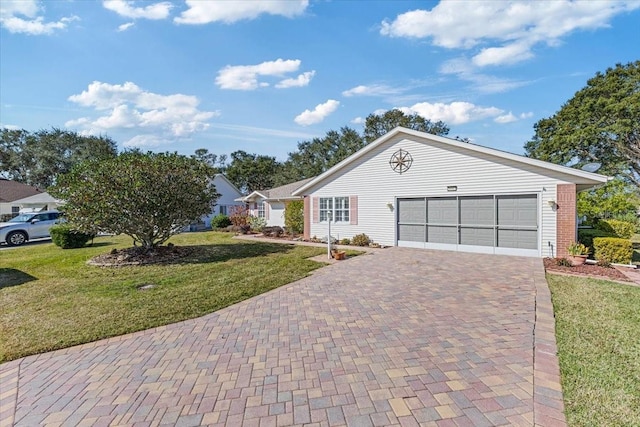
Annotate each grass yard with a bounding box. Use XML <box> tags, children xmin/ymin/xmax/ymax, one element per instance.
<box><xmin>0</xmin><ymin>232</ymin><xmax>327</xmax><ymax>363</ymax></box>
<box><xmin>548</xmin><ymin>274</ymin><xmax>640</xmax><ymax>427</ymax></box>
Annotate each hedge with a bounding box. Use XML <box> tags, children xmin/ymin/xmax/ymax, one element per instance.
<box><xmin>284</xmin><ymin>200</ymin><xmax>304</xmax><ymax>234</ymax></box>
<box><xmin>593</xmin><ymin>237</ymin><xmax>633</xmax><ymax>264</ymax></box>
<box><xmin>596</xmin><ymin>219</ymin><xmax>637</xmax><ymax>239</ymax></box>
<box><xmin>211</xmin><ymin>214</ymin><xmax>232</xmax><ymax>229</ymax></box>
<box><xmin>50</xmin><ymin>224</ymin><xmax>94</xmax><ymax>249</ymax></box>
<box><xmin>578</xmin><ymin>228</ymin><xmax>616</xmax><ymax>252</ymax></box>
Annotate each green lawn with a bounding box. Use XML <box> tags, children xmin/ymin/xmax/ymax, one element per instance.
<box><xmin>0</xmin><ymin>232</ymin><xmax>327</xmax><ymax>362</ymax></box>
<box><xmin>548</xmin><ymin>274</ymin><xmax>640</xmax><ymax>427</ymax></box>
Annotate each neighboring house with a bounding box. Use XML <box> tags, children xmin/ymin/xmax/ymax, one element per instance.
<box><xmin>11</xmin><ymin>192</ymin><xmax>63</xmax><ymax>213</ymax></box>
<box><xmin>0</xmin><ymin>179</ymin><xmax>45</xmax><ymax>218</ymax></box>
<box><xmin>200</xmin><ymin>174</ymin><xmax>245</xmax><ymax>228</ymax></box>
<box><xmin>238</xmin><ymin>178</ymin><xmax>314</xmax><ymax>227</ymax></box>
<box><xmin>292</xmin><ymin>127</ymin><xmax>609</xmax><ymax>258</ymax></box>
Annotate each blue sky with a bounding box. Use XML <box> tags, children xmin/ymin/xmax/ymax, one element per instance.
<box><xmin>1</xmin><ymin>1</ymin><xmax>639</xmax><ymax>161</ymax></box>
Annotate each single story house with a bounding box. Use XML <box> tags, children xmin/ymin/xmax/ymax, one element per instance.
<box><xmin>292</xmin><ymin>127</ymin><xmax>609</xmax><ymax>258</ymax></box>
<box><xmin>0</xmin><ymin>179</ymin><xmax>46</xmax><ymax>218</ymax></box>
<box><xmin>200</xmin><ymin>174</ymin><xmax>245</xmax><ymax>228</ymax></box>
<box><xmin>238</xmin><ymin>177</ymin><xmax>313</xmax><ymax>227</ymax></box>
<box><xmin>11</xmin><ymin>192</ymin><xmax>63</xmax><ymax>213</ymax></box>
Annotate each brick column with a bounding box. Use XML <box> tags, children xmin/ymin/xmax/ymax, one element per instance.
<box><xmin>303</xmin><ymin>195</ymin><xmax>310</xmax><ymax>241</ymax></box>
<box><xmin>556</xmin><ymin>184</ymin><xmax>577</xmax><ymax>257</ymax></box>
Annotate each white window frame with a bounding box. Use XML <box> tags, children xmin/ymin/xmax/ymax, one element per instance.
<box><xmin>319</xmin><ymin>197</ymin><xmax>333</xmax><ymax>222</ymax></box>
<box><xmin>334</xmin><ymin>197</ymin><xmax>350</xmax><ymax>222</ymax></box>
<box><xmin>320</xmin><ymin>197</ymin><xmax>349</xmax><ymax>223</ymax></box>
<box><xmin>257</xmin><ymin>202</ymin><xmax>266</xmax><ymax>218</ymax></box>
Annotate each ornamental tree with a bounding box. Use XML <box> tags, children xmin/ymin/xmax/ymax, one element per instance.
<box><xmin>50</xmin><ymin>151</ymin><xmax>219</xmax><ymax>251</ymax></box>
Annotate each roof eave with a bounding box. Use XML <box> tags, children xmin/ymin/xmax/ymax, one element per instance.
<box><xmin>292</xmin><ymin>127</ymin><xmax>610</xmax><ymax>195</ymax></box>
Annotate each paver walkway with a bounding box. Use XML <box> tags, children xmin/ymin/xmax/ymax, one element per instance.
<box><xmin>0</xmin><ymin>248</ymin><xmax>565</xmax><ymax>426</ymax></box>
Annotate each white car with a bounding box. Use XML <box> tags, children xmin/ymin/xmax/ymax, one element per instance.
<box><xmin>0</xmin><ymin>211</ymin><xmax>61</xmax><ymax>246</ymax></box>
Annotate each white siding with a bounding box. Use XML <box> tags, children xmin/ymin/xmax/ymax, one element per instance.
<box><xmin>267</xmin><ymin>202</ymin><xmax>286</xmax><ymax>227</ymax></box>
<box><xmin>0</xmin><ymin>203</ymin><xmax>18</xmax><ymax>216</ymax></box>
<box><xmin>202</xmin><ymin>175</ymin><xmax>244</xmax><ymax>227</ymax></box>
<box><xmin>306</xmin><ymin>136</ymin><xmax>576</xmax><ymax>257</ymax></box>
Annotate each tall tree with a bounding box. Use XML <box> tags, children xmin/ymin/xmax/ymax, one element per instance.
<box><xmin>279</xmin><ymin>127</ymin><xmax>365</xmax><ymax>183</ymax></box>
<box><xmin>0</xmin><ymin>127</ymin><xmax>118</xmax><ymax>189</ymax></box>
<box><xmin>363</xmin><ymin>109</ymin><xmax>450</xmax><ymax>143</ymax></box>
<box><xmin>224</xmin><ymin>150</ymin><xmax>282</xmax><ymax>193</ymax></box>
<box><xmin>191</xmin><ymin>148</ymin><xmax>227</xmax><ymax>172</ymax></box>
<box><xmin>525</xmin><ymin>61</ymin><xmax>640</xmax><ymax>186</ymax></box>
<box><xmin>577</xmin><ymin>178</ymin><xmax>640</xmax><ymax>222</ymax></box>
<box><xmin>50</xmin><ymin>152</ymin><xmax>219</xmax><ymax>251</ymax></box>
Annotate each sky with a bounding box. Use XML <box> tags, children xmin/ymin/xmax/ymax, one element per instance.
<box><xmin>1</xmin><ymin>1</ymin><xmax>639</xmax><ymax>161</ymax></box>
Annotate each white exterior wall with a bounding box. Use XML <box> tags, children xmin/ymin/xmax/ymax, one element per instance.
<box><xmin>248</xmin><ymin>200</ymin><xmax>286</xmax><ymax>227</ymax></box>
<box><xmin>307</xmin><ymin>136</ymin><xmax>577</xmax><ymax>257</ymax></box>
<box><xmin>202</xmin><ymin>175</ymin><xmax>244</xmax><ymax>227</ymax></box>
<box><xmin>267</xmin><ymin>202</ymin><xmax>286</xmax><ymax>227</ymax></box>
<box><xmin>0</xmin><ymin>203</ymin><xmax>17</xmax><ymax>216</ymax></box>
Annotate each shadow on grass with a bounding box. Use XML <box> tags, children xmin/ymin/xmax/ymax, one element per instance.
<box><xmin>0</xmin><ymin>268</ymin><xmax>37</xmax><ymax>289</ymax></box>
<box><xmin>185</xmin><ymin>241</ymin><xmax>299</xmax><ymax>264</ymax></box>
<box><xmin>87</xmin><ymin>241</ymin><xmax>114</xmax><ymax>248</ymax></box>
<box><xmin>89</xmin><ymin>241</ymin><xmax>305</xmax><ymax>267</ymax></box>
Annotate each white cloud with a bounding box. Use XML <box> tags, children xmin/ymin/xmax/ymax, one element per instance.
<box><xmin>216</xmin><ymin>59</ymin><xmax>313</xmax><ymax>90</ymax></box>
<box><xmin>208</xmin><ymin>123</ymin><xmax>317</xmax><ymax>140</ymax></box>
<box><xmin>122</xmin><ymin>134</ymin><xmax>169</xmax><ymax>148</ymax></box>
<box><xmin>381</xmin><ymin>1</ymin><xmax>640</xmax><ymax>67</ymax></box>
<box><xmin>103</xmin><ymin>1</ymin><xmax>172</xmax><ymax>20</ymax></box>
<box><xmin>350</xmin><ymin>117</ymin><xmax>365</xmax><ymax>125</ymax></box>
<box><xmin>400</xmin><ymin>101</ymin><xmax>503</xmax><ymax>125</ymax></box>
<box><xmin>175</xmin><ymin>0</ymin><xmax>308</xmax><ymax>24</ymax></box>
<box><xmin>117</xmin><ymin>22</ymin><xmax>135</xmax><ymax>32</ymax></box>
<box><xmin>0</xmin><ymin>0</ymin><xmax>78</xmax><ymax>35</ymax></box>
<box><xmin>494</xmin><ymin>112</ymin><xmax>518</xmax><ymax>124</ymax></box>
<box><xmin>66</xmin><ymin>81</ymin><xmax>219</xmax><ymax>146</ymax></box>
<box><xmin>472</xmin><ymin>41</ymin><xmax>534</xmax><ymax>67</ymax></box>
<box><xmin>275</xmin><ymin>71</ymin><xmax>315</xmax><ymax>89</ymax></box>
<box><xmin>494</xmin><ymin>110</ymin><xmax>535</xmax><ymax>124</ymax></box>
<box><xmin>0</xmin><ymin>123</ymin><xmax>21</xmax><ymax>130</ymax></box>
<box><xmin>342</xmin><ymin>84</ymin><xmax>404</xmax><ymax>97</ymax></box>
<box><xmin>294</xmin><ymin>99</ymin><xmax>340</xmax><ymax>126</ymax></box>
<box><xmin>439</xmin><ymin>58</ymin><xmax>532</xmax><ymax>94</ymax></box>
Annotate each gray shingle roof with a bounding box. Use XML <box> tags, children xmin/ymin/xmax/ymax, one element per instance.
<box><xmin>263</xmin><ymin>177</ymin><xmax>315</xmax><ymax>199</ymax></box>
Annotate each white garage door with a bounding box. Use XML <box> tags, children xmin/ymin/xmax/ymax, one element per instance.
<box><xmin>397</xmin><ymin>194</ymin><xmax>539</xmax><ymax>256</ymax></box>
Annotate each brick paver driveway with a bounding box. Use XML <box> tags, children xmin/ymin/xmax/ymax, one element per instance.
<box><xmin>1</xmin><ymin>247</ymin><xmax>565</xmax><ymax>426</ymax></box>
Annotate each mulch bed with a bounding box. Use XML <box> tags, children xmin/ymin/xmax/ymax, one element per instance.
<box><xmin>543</xmin><ymin>258</ymin><xmax>632</xmax><ymax>282</ymax></box>
<box><xmin>88</xmin><ymin>245</ymin><xmax>197</xmax><ymax>267</ymax></box>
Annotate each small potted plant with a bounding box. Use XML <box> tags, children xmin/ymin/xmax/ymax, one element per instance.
<box><xmin>567</xmin><ymin>242</ymin><xmax>589</xmax><ymax>266</ymax></box>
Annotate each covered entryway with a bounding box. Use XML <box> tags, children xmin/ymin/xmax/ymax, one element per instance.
<box><xmin>397</xmin><ymin>194</ymin><xmax>539</xmax><ymax>256</ymax></box>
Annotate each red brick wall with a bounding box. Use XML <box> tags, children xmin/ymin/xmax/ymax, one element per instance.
<box><xmin>303</xmin><ymin>196</ymin><xmax>310</xmax><ymax>240</ymax></box>
<box><xmin>556</xmin><ymin>184</ymin><xmax>577</xmax><ymax>257</ymax></box>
